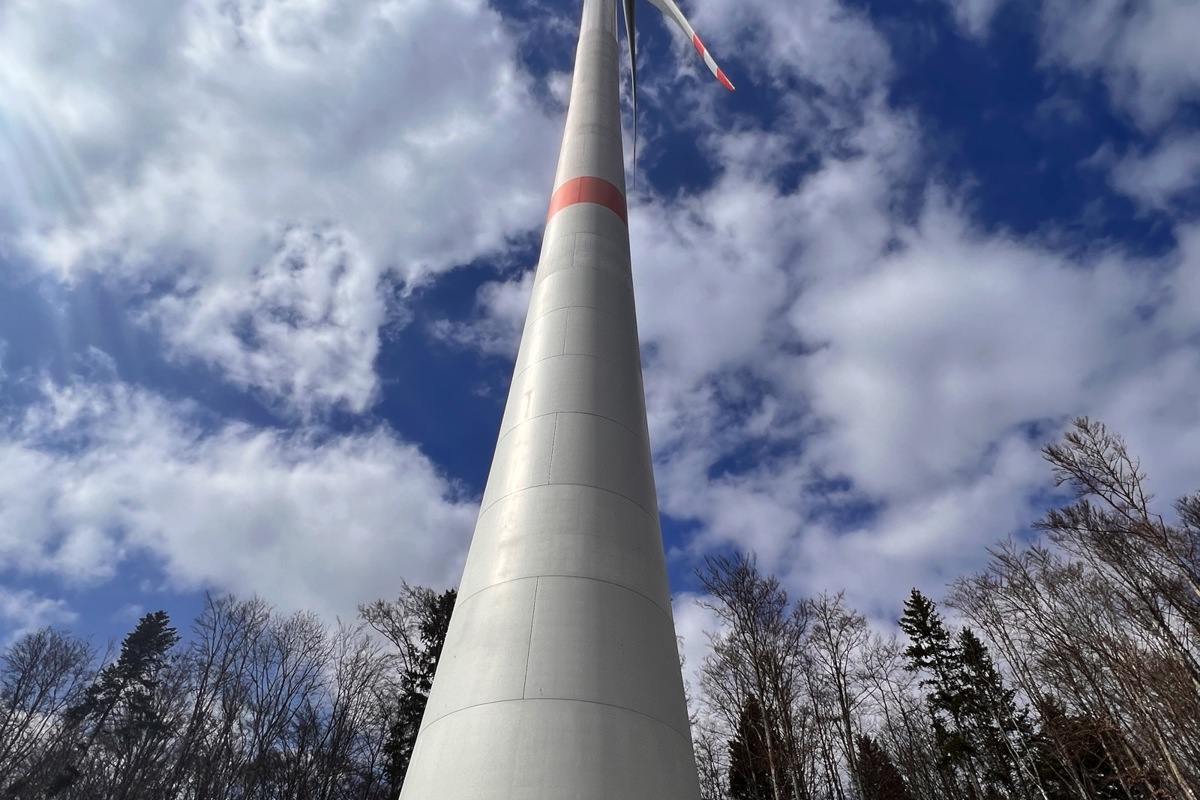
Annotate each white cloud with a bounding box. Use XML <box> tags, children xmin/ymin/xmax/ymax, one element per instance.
<box><xmin>0</xmin><ymin>0</ymin><xmax>561</xmax><ymax>415</ymax></box>
<box><xmin>941</xmin><ymin>0</ymin><xmax>1006</xmax><ymax>38</ymax></box>
<box><xmin>793</xmin><ymin>198</ymin><xmax>1158</xmax><ymax>499</ymax></box>
<box><xmin>0</xmin><ymin>588</ymin><xmax>78</xmax><ymax>644</ymax></box>
<box><xmin>0</xmin><ymin>377</ymin><xmax>477</xmax><ymax>628</ymax></box>
<box><xmin>672</xmin><ymin>592</ymin><xmax>725</xmax><ymax>703</ymax></box>
<box><xmin>939</xmin><ymin>0</ymin><xmax>1200</xmax><ymax>130</ymax></box>
<box><xmin>429</xmin><ymin>267</ymin><xmax>536</xmax><ymax>358</ymax></box>
<box><xmin>691</xmin><ymin>0</ymin><xmax>891</xmax><ymax>99</ymax></box>
<box><xmin>1040</xmin><ymin>0</ymin><xmax>1200</xmax><ymax>130</ymax></box>
<box><xmin>1110</xmin><ymin>134</ymin><xmax>1200</xmax><ymax>209</ymax></box>
<box><xmin>150</xmin><ymin>224</ymin><xmax>385</xmax><ymax>416</ymax></box>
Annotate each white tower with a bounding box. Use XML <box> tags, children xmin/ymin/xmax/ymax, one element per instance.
<box><xmin>398</xmin><ymin>0</ymin><xmax>731</xmax><ymax>796</ymax></box>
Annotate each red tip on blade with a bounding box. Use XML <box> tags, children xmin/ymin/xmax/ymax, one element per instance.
<box><xmin>717</xmin><ymin>68</ymin><xmax>735</xmax><ymax>91</ymax></box>
<box><xmin>692</xmin><ymin>34</ymin><xmax>705</xmax><ymax>56</ymax></box>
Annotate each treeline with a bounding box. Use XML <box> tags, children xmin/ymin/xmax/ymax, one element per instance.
<box><xmin>693</xmin><ymin>419</ymin><xmax>1200</xmax><ymax>800</ymax></box>
<box><xmin>1</xmin><ymin>418</ymin><xmax>1195</xmax><ymax>799</ymax></box>
<box><xmin>0</xmin><ymin>585</ymin><xmax>454</xmax><ymax>799</ymax></box>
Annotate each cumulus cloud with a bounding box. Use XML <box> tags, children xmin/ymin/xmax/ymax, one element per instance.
<box><xmin>1038</xmin><ymin>0</ymin><xmax>1200</xmax><ymax>130</ymax></box>
<box><xmin>0</xmin><ymin>0</ymin><xmax>561</xmax><ymax>415</ymax></box>
<box><xmin>943</xmin><ymin>0</ymin><xmax>1200</xmax><ymax>131</ymax></box>
<box><xmin>0</xmin><ymin>588</ymin><xmax>77</xmax><ymax>644</ymax></box>
<box><xmin>673</xmin><ymin>592</ymin><xmax>725</xmax><ymax>702</ymax></box>
<box><xmin>0</xmin><ymin>376</ymin><xmax>477</xmax><ymax>630</ymax></box>
<box><xmin>428</xmin><ymin>267</ymin><xmax>536</xmax><ymax>358</ymax></box>
<box><xmin>941</xmin><ymin>0</ymin><xmax>1006</xmax><ymax>38</ymax></box>
<box><xmin>691</xmin><ymin>0</ymin><xmax>891</xmax><ymax>99</ymax></box>
<box><xmin>1110</xmin><ymin>134</ymin><xmax>1200</xmax><ymax>210</ymax></box>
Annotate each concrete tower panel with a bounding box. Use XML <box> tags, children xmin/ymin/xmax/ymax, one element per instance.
<box><xmin>457</xmin><ymin>484</ymin><xmax>672</xmax><ymax>610</ymax></box>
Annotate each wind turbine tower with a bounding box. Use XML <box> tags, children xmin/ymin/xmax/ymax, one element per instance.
<box><xmin>398</xmin><ymin>0</ymin><xmax>732</xmax><ymax>796</ymax></box>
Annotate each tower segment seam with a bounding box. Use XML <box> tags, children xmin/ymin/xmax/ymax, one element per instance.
<box><xmin>494</xmin><ymin>409</ymin><xmax>648</xmax><ymax>460</ymax></box>
<box><xmin>526</xmin><ymin>301</ymin><xmax>632</xmax><ymax>328</ymax></box>
<box><xmin>544</xmin><ymin>216</ymin><xmax>631</xmax><ymax>248</ymax></box>
<box><xmin>545</xmin><ymin>413</ymin><xmax>561</xmax><ymax>482</ymax></box>
<box><xmin>418</xmin><ymin>695</ymin><xmax>695</xmax><ymax>742</ymax></box>
<box><xmin>533</xmin><ymin>263</ymin><xmax>635</xmax><ymax>293</ymax></box>
<box><xmin>479</xmin><ymin>481</ymin><xmax>658</xmax><ymax>526</ymax></box>
<box><xmin>456</xmin><ymin>573</ymin><xmax>675</xmax><ymax>624</ymax></box>
<box><xmin>521</xmin><ymin>576</ymin><xmax>540</xmax><ymax>700</ymax></box>
<box><xmin>510</xmin><ymin>350</ymin><xmax>645</xmax><ymax>390</ymax></box>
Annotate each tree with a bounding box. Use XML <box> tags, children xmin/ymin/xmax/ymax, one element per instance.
<box><xmin>361</xmin><ymin>583</ymin><xmax>456</xmax><ymax>794</ymax></box>
<box><xmin>899</xmin><ymin>590</ymin><xmax>985</xmax><ymax>798</ymax></box>
<box><xmin>697</xmin><ymin>554</ymin><xmax>811</xmax><ymax>800</ymax></box>
<box><xmin>0</xmin><ymin>629</ymin><xmax>94</xmax><ymax>798</ymax></box>
<box><xmin>1039</xmin><ymin>418</ymin><xmax>1200</xmax><ymax>691</ymax></box>
<box><xmin>856</xmin><ymin>734</ymin><xmax>915</xmax><ymax>800</ymax></box>
<box><xmin>729</xmin><ymin>694</ymin><xmax>794</xmax><ymax>800</ymax></box>
<box><xmin>1033</xmin><ymin>699</ymin><xmax>1163</xmax><ymax>800</ymax></box>
<box><xmin>955</xmin><ymin>627</ymin><xmax>1037</xmax><ymax>799</ymax></box>
<box><xmin>806</xmin><ymin>592</ymin><xmax>870</xmax><ymax>799</ymax></box>
<box><xmin>57</xmin><ymin>611</ymin><xmax>183</xmax><ymax>799</ymax></box>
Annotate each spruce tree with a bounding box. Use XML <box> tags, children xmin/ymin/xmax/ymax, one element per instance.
<box><xmin>956</xmin><ymin>628</ymin><xmax>1030</xmax><ymax>796</ymax></box>
<box><xmin>728</xmin><ymin>693</ymin><xmax>794</xmax><ymax>800</ymax></box>
<box><xmin>54</xmin><ymin>611</ymin><xmax>181</xmax><ymax>796</ymax></box>
<box><xmin>899</xmin><ymin>590</ymin><xmax>980</xmax><ymax>797</ymax></box>
<box><xmin>383</xmin><ymin>588</ymin><xmax>456</xmax><ymax>793</ymax></box>
<box><xmin>856</xmin><ymin>734</ymin><xmax>915</xmax><ymax>800</ymax></box>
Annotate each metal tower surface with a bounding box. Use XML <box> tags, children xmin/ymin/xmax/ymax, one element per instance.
<box><xmin>398</xmin><ymin>0</ymin><xmax>729</xmax><ymax>795</ymax></box>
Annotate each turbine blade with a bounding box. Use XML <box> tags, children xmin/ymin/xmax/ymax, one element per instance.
<box><xmin>645</xmin><ymin>0</ymin><xmax>735</xmax><ymax>90</ymax></box>
<box><xmin>623</xmin><ymin>0</ymin><xmax>638</xmax><ymax>177</ymax></box>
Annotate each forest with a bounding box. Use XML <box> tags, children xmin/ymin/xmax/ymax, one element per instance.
<box><xmin>0</xmin><ymin>419</ymin><xmax>1196</xmax><ymax>799</ymax></box>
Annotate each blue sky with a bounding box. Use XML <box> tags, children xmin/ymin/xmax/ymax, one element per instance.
<box><xmin>1</xmin><ymin>0</ymin><xmax>1199</xmax><ymax>653</ymax></box>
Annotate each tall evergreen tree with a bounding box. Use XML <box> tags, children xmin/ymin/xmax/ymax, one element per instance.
<box><xmin>68</xmin><ymin>611</ymin><xmax>179</xmax><ymax>731</ymax></box>
<box><xmin>899</xmin><ymin>590</ymin><xmax>983</xmax><ymax>798</ymax></box>
<box><xmin>1034</xmin><ymin>700</ymin><xmax>1163</xmax><ymax>800</ymax></box>
<box><xmin>54</xmin><ymin>611</ymin><xmax>181</xmax><ymax>797</ymax></box>
<box><xmin>729</xmin><ymin>693</ymin><xmax>795</xmax><ymax>800</ymax></box>
<box><xmin>379</xmin><ymin>587</ymin><xmax>456</xmax><ymax>794</ymax></box>
<box><xmin>856</xmin><ymin>734</ymin><xmax>916</xmax><ymax>800</ymax></box>
<box><xmin>956</xmin><ymin>628</ymin><xmax>1033</xmax><ymax>797</ymax></box>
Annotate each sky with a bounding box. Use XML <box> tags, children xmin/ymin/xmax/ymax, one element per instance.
<box><xmin>1</xmin><ymin>0</ymin><xmax>1198</xmax><ymax>656</ymax></box>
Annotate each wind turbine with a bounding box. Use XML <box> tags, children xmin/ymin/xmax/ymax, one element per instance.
<box><xmin>398</xmin><ymin>0</ymin><xmax>732</xmax><ymax>797</ymax></box>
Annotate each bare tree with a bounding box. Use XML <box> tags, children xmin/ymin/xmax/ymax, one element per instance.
<box><xmin>806</xmin><ymin>592</ymin><xmax>871</xmax><ymax>799</ymax></box>
<box><xmin>697</xmin><ymin>554</ymin><xmax>812</xmax><ymax>800</ymax></box>
<box><xmin>0</xmin><ymin>628</ymin><xmax>95</xmax><ymax>797</ymax></box>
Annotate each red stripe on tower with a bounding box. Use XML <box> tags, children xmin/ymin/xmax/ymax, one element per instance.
<box><xmin>546</xmin><ymin>176</ymin><xmax>628</xmax><ymax>224</ymax></box>
<box><xmin>692</xmin><ymin>34</ymin><xmax>704</xmax><ymax>56</ymax></box>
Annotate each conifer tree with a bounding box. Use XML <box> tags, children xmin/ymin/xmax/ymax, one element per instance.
<box><xmin>55</xmin><ymin>611</ymin><xmax>181</xmax><ymax>796</ymax></box>
<box><xmin>856</xmin><ymin>734</ymin><xmax>916</xmax><ymax>800</ymax></box>
<box><xmin>899</xmin><ymin>590</ymin><xmax>983</xmax><ymax>798</ymax></box>
<box><xmin>729</xmin><ymin>693</ymin><xmax>795</xmax><ymax>800</ymax></box>
<box><xmin>374</xmin><ymin>587</ymin><xmax>456</xmax><ymax>793</ymax></box>
<box><xmin>956</xmin><ymin>628</ymin><xmax>1034</xmax><ymax>797</ymax></box>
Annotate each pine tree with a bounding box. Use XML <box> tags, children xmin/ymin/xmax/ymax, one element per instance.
<box><xmin>729</xmin><ymin>693</ymin><xmax>795</xmax><ymax>800</ymax></box>
<box><xmin>956</xmin><ymin>628</ymin><xmax>1032</xmax><ymax>798</ymax></box>
<box><xmin>54</xmin><ymin>611</ymin><xmax>181</xmax><ymax>796</ymax></box>
<box><xmin>381</xmin><ymin>588</ymin><xmax>456</xmax><ymax>793</ymax></box>
<box><xmin>856</xmin><ymin>734</ymin><xmax>916</xmax><ymax>800</ymax></box>
<box><xmin>899</xmin><ymin>590</ymin><xmax>981</xmax><ymax>798</ymax></box>
<box><xmin>1035</xmin><ymin>699</ymin><xmax>1164</xmax><ymax>800</ymax></box>
<box><xmin>71</xmin><ymin>611</ymin><xmax>180</xmax><ymax>731</ymax></box>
